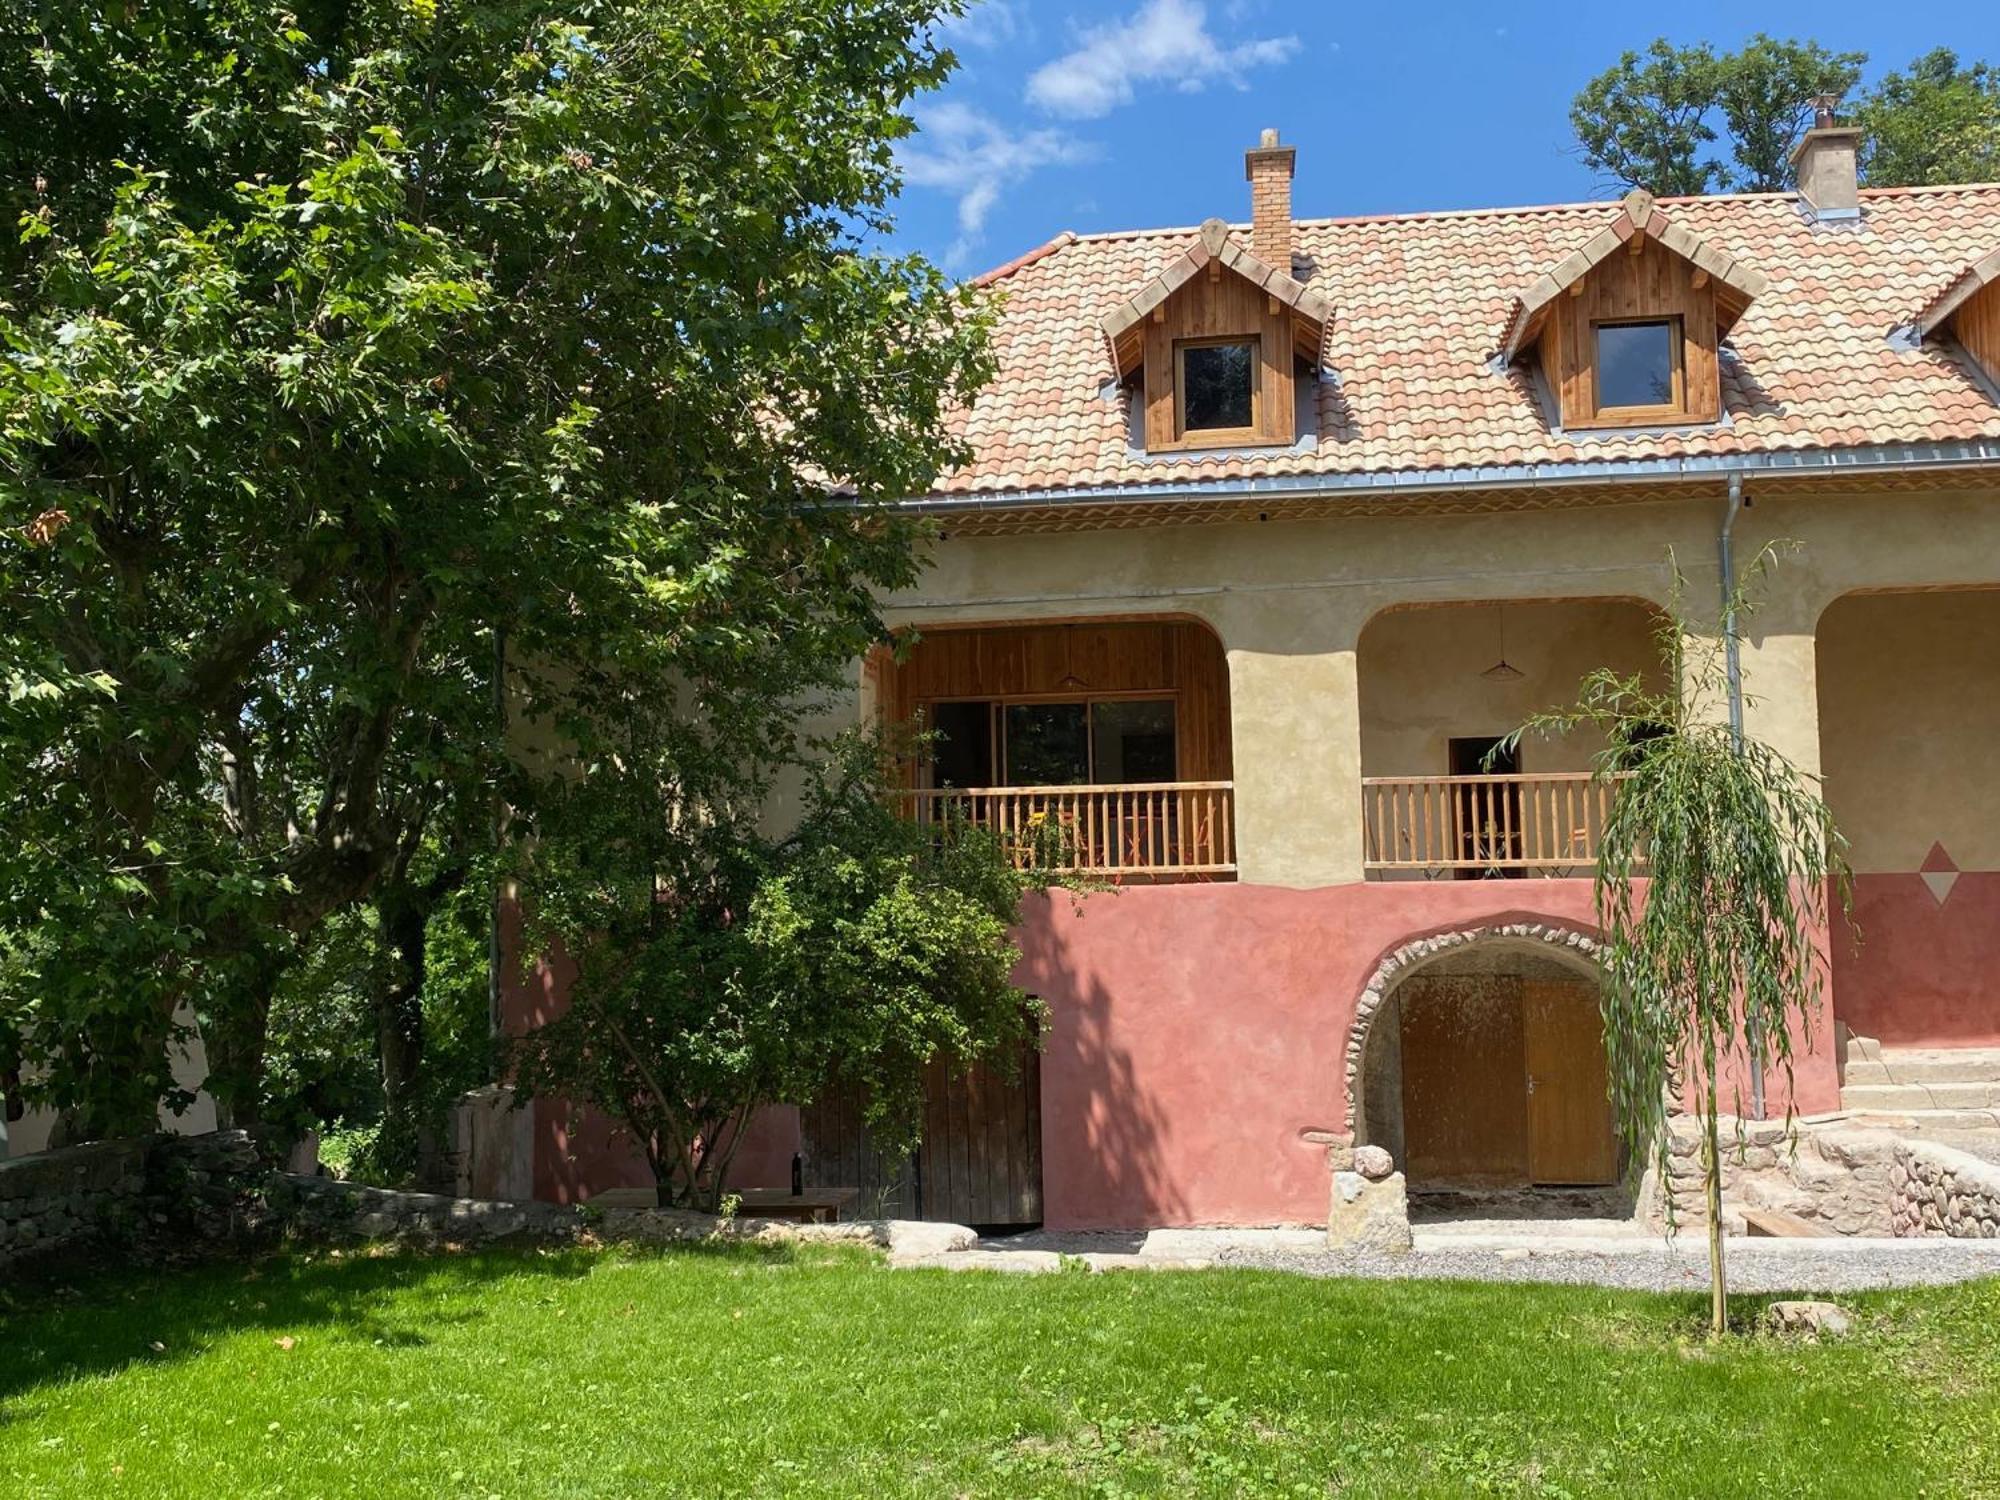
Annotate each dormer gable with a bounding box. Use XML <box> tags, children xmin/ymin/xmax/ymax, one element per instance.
<box><xmin>1900</xmin><ymin>247</ymin><xmax>2000</xmax><ymax>388</ymax></box>
<box><xmin>1099</xmin><ymin>133</ymin><xmax>1333</xmax><ymax>454</ymax></box>
<box><xmin>1496</xmin><ymin>190</ymin><xmax>1768</xmax><ymax>431</ymax></box>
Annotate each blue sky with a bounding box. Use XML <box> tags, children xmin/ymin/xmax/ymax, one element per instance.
<box><xmin>888</xmin><ymin>0</ymin><xmax>1998</xmax><ymax>274</ymax></box>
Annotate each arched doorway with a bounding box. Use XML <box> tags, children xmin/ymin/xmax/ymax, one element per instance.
<box><xmin>1352</xmin><ymin>928</ymin><xmax>1621</xmax><ymax>1197</ymax></box>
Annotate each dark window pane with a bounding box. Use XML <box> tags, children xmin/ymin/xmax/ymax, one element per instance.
<box><xmin>1181</xmin><ymin>342</ymin><xmax>1255</xmax><ymax>430</ymax></box>
<box><xmin>1003</xmin><ymin>702</ymin><xmax>1089</xmax><ymax>785</ymax></box>
<box><xmin>1090</xmin><ymin>699</ymin><xmax>1176</xmax><ymax>783</ymax></box>
<box><xmin>928</xmin><ymin>701</ymin><xmax>993</xmax><ymax>787</ymax></box>
<box><xmin>1595</xmin><ymin>321</ymin><xmax>1676</xmax><ymax>410</ymax></box>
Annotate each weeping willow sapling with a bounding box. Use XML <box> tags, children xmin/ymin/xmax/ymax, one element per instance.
<box><xmin>1502</xmin><ymin>547</ymin><xmax>1849</xmax><ymax>1336</ymax></box>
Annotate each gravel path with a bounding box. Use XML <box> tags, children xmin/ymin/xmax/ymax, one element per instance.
<box><xmin>1208</xmin><ymin>1238</ymin><xmax>2000</xmax><ymax>1292</ymax></box>
<box><xmin>905</xmin><ymin>1228</ymin><xmax>2000</xmax><ymax>1292</ymax></box>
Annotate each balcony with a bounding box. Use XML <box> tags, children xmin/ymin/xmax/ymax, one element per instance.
<box><xmin>901</xmin><ymin>781</ymin><xmax>1237</xmax><ymax>880</ymax></box>
<box><xmin>1363</xmin><ymin>772</ymin><xmax>1626</xmax><ymax>878</ymax></box>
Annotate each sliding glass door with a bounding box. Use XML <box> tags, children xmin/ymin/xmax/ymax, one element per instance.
<box><xmin>922</xmin><ymin>697</ymin><xmax>1179</xmax><ymax>787</ymax></box>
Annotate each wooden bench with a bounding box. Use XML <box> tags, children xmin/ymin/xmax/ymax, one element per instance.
<box><xmin>728</xmin><ymin>1188</ymin><xmax>860</xmax><ymax>1224</ymax></box>
<box><xmin>1740</xmin><ymin>1208</ymin><xmax>1837</xmax><ymax>1238</ymax></box>
<box><xmin>585</xmin><ymin>1185</ymin><xmax>860</xmax><ymax>1222</ymax></box>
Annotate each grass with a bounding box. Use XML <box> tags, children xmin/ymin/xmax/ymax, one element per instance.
<box><xmin>2</xmin><ymin>1244</ymin><xmax>1996</xmax><ymax>1498</ymax></box>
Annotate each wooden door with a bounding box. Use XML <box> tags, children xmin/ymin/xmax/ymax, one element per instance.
<box><xmin>1448</xmin><ymin>736</ymin><xmax>1523</xmax><ymax>878</ymax></box>
<box><xmin>800</xmin><ymin>1043</ymin><xmax>1042</xmax><ymax>1227</ymax></box>
<box><xmin>1523</xmin><ymin>981</ymin><xmax>1618</xmax><ymax>1185</ymax></box>
<box><xmin>1398</xmin><ymin>976</ymin><xmax>1530</xmax><ymax>1186</ymax></box>
<box><xmin>916</xmin><ymin>1047</ymin><xmax>1042</xmax><ymax>1227</ymax></box>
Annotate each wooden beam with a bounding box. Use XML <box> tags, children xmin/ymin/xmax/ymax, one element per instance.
<box><xmin>1268</xmin><ymin>294</ymin><xmax>1281</xmax><ymax>315</ymax></box>
<box><xmin>1627</xmin><ymin>229</ymin><xmax>1646</xmax><ymax>257</ymax></box>
<box><xmin>1690</xmin><ymin>267</ymin><xmax>1710</xmax><ymax>290</ymax></box>
<box><xmin>1152</xmin><ymin>304</ymin><xmax>1166</xmax><ymax>323</ymax></box>
<box><xmin>1741</xmin><ymin>1209</ymin><xmax>1837</xmax><ymax>1239</ymax></box>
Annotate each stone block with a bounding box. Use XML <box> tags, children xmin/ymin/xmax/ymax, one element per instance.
<box><xmin>1327</xmin><ymin>1168</ymin><xmax>1412</xmax><ymax>1254</ymax></box>
<box><xmin>1767</xmin><ymin>1300</ymin><xmax>1853</xmax><ymax>1338</ymax></box>
<box><xmin>1353</xmin><ymin>1145</ymin><xmax>1395</xmax><ymax>1180</ymax></box>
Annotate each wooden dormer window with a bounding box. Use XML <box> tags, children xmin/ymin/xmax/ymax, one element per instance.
<box><xmin>1099</xmin><ymin>218</ymin><xmax>1333</xmax><ymax>456</ymax></box>
<box><xmin>1592</xmin><ymin>317</ymin><xmax>1685</xmax><ymax>421</ymax></box>
<box><xmin>1176</xmin><ymin>337</ymin><xmax>1258</xmax><ymax>438</ymax></box>
<box><xmin>1493</xmin><ymin>191</ymin><xmax>1767</xmax><ymax>435</ymax></box>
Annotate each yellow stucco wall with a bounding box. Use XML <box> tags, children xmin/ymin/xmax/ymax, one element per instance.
<box><xmin>886</xmin><ymin>482</ymin><xmax>2000</xmax><ymax>887</ymax></box>
<box><xmin>1815</xmin><ymin>587</ymin><xmax>2000</xmax><ymax>873</ymax></box>
<box><xmin>1357</xmin><ymin>598</ymin><xmax>1663</xmax><ymax>779</ymax></box>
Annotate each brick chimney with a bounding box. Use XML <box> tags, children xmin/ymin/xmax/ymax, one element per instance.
<box><xmin>1245</xmin><ymin>127</ymin><xmax>1296</xmax><ymax>270</ymax></box>
<box><xmin>1791</xmin><ymin>94</ymin><xmax>1862</xmax><ymax>222</ymax></box>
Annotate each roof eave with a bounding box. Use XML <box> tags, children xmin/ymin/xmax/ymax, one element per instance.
<box><xmin>906</xmin><ymin>439</ymin><xmax>2000</xmax><ymax>516</ymax></box>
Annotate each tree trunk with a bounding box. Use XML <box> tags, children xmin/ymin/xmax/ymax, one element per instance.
<box><xmin>205</xmin><ymin>948</ymin><xmax>290</xmax><ymax>1139</ymax></box>
<box><xmin>1703</xmin><ymin>1060</ymin><xmax>1727</xmax><ymax>1338</ymax></box>
<box><xmin>374</xmin><ymin>893</ymin><xmax>430</xmax><ymax>1125</ymax></box>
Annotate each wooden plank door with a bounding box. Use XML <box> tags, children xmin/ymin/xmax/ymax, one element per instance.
<box><xmin>798</xmin><ymin>1082</ymin><xmax>918</xmax><ymax>1219</ymax></box>
<box><xmin>1523</xmin><ymin>980</ymin><xmax>1618</xmax><ymax>1185</ymax></box>
<box><xmin>801</xmin><ymin>1042</ymin><xmax>1043</xmax><ymax>1227</ymax></box>
<box><xmin>916</xmin><ymin>1046</ymin><xmax>1042</xmax><ymax>1227</ymax></box>
<box><xmin>1398</xmin><ymin>976</ymin><xmax>1530</xmax><ymax>1186</ymax></box>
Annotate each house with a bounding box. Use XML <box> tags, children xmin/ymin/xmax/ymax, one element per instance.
<box><xmin>502</xmin><ymin>115</ymin><xmax>2000</xmax><ymax>1231</ymax></box>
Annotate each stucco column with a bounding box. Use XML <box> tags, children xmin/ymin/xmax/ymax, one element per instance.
<box><xmin>1208</xmin><ymin>595</ymin><xmax>1364</xmax><ymax>888</ymax></box>
<box><xmin>1682</xmin><ymin>594</ymin><xmax>1826</xmax><ymax>778</ymax></box>
<box><xmin>1682</xmin><ymin>582</ymin><xmax>1842</xmax><ymax>1115</ymax></box>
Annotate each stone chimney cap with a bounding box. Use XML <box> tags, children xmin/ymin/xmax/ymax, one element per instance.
<box><xmin>1245</xmin><ymin>128</ymin><xmax>1295</xmax><ymax>180</ymax></box>
<box><xmin>1789</xmin><ymin>97</ymin><xmax>1863</xmax><ymax>167</ymax></box>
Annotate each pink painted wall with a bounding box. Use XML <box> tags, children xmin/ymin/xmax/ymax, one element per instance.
<box><xmin>501</xmin><ymin>879</ymin><xmax>1852</xmax><ymax>1225</ymax></box>
<box><xmin>1834</xmin><ymin>873</ymin><xmax>2000</xmax><ymax>1047</ymax></box>
<box><xmin>1014</xmin><ymin>881</ymin><xmax>1842</xmax><ymax>1230</ymax></box>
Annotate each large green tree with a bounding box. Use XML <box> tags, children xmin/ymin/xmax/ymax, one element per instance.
<box><xmin>1572</xmin><ymin>35</ymin><xmax>1994</xmax><ymax>195</ymax></box>
<box><xmin>0</xmin><ymin>0</ymin><xmax>989</xmax><ymax>1138</ymax></box>
<box><xmin>1855</xmin><ymin>49</ymin><xmax>2000</xmax><ymax>187</ymax></box>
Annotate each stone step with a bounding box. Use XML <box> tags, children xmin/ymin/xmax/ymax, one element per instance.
<box><xmin>1843</xmin><ymin>1048</ymin><xmax>2000</xmax><ymax>1087</ymax></box>
<box><xmin>1840</xmin><ymin>1081</ymin><xmax>2000</xmax><ymax>1111</ymax></box>
<box><xmin>1838</xmin><ymin>1107</ymin><xmax>2000</xmax><ymax>1134</ymax></box>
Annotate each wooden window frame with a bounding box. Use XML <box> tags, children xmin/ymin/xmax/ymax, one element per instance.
<box><xmin>914</xmin><ymin>691</ymin><xmax>1183</xmax><ymax>787</ymax></box>
<box><xmin>1582</xmin><ymin>315</ymin><xmax>1688</xmax><ymax>427</ymax></box>
<box><xmin>1173</xmin><ymin>336</ymin><xmax>1262</xmax><ymax>445</ymax></box>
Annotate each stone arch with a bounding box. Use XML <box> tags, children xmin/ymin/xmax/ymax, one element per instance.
<box><xmin>1344</xmin><ymin>920</ymin><xmax>1606</xmax><ymax>1140</ymax></box>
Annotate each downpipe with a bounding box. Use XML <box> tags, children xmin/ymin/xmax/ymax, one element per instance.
<box><xmin>1718</xmin><ymin>473</ymin><xmax>1767</xmax><ymax>1120</ymax></box>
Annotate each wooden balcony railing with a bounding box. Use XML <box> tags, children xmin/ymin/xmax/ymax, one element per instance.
<box><xmin>1363</xmin><ymin>772</ymin><xmax>1628</xmax><ymax>877</ymax></box>
<box><xmin>899</xmin><ymin>781</ymin><xmax>1236</xmax><ymax>879</ymax></box>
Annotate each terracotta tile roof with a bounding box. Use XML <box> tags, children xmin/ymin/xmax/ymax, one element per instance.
<box><xmin>930</xmin><ymin>185</ymin><xmax>2000</xmax><ymax>499</ymax></box>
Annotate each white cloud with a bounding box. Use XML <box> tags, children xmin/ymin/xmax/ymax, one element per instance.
<box><xmin>1025</xmin><ymin>0</ymin><xmax>1298</xmax><ymax>120</ymax></box>
<box><xmin>898</xmin><ymin>101</ymin><xmax>1093</xmax><ymax>267</ymax></box>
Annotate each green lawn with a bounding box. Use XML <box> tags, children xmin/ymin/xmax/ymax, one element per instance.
<box><xmin>2</xmin><ymin>1244</ymin><xmax>1995</xmax><ymax>1498</ymax></box>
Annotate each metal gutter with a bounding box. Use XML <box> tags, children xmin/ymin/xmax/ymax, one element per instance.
<box><xmin>1718</xmin><ymin>473</ymin><xmax>1748</xmax><ymax>754</ymax></box>
<box><xmin>902</xmin><ymin>438</ymin><xmax>2000</xmax><ymax>516</ymax></box>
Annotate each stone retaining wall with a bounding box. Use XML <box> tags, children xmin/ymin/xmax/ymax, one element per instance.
<box><xmin>2</xmin><ymin>1128</ymin><xmax>972</xmax><ymax>1276</ymax></box>
<box><xmin>1657</xmin><ymin>1118</ymin><xmax>1898</xmax><ymax>1236</ymax></box>
<box><xmin>0</xmin><ymin>1131</ymin><xmax>264</xmax><ymax>1272</ymax></box>
<box><xmin>267</xmin><ymin>1174</ymin><xmax>975</xmax><ymax>1256</ymax></box>
<box><xmin>267</xmin><ymin>1174</ymin><xmax>582</xmax><ymax>1246</ymax></box>
<box><xmin>1891</xmin><ymin>1141</ymin><xmax>2000</xmax><ymax>1239</ymax></box>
